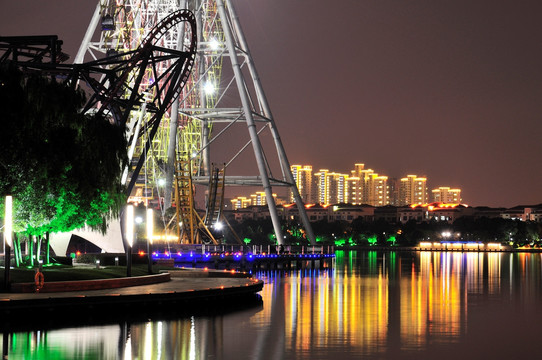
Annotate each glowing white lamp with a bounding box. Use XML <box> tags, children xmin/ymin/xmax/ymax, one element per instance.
<box><xmin>203</xmin><ymin>81</ymin><xmax>215</xmax><ymax>94</ymax></box>
<box><xmin>146</xmin><ymin>208</ymin><xmax>154</xmax><ymax>244</ymax></box>
<box><xmin>126</xmin><ymin>204</ymin><xmax>134</xmax><ymax>247</ymax></box>
<box><xmin>209</xmin><ymin>38</ymin><xmax>220</xmax><ymax>50</ymax></box>
<box><xmin>4</xmin><ymin>196</ymin><xmax>12</xmax><ymax>247</ymax></box>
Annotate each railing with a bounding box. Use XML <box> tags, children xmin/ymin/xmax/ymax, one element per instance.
<box><xmin>149</xmin><ymin>244</ymin><xmax>334</xmax><ymax>256</ymax></box>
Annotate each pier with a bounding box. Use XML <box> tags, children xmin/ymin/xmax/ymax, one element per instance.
<box><xmin>151</xmin><ymin>245</ymin><xmax>336</xmax><ymax>271</ymax></box>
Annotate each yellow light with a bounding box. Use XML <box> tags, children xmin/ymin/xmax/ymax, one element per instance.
<box><xmin>126</xmin><ymin>205</ymin><xmax>134</xmax><ymax>247</ymax></box>
<box><xmin>149</xmin><ymin>234</ymin><xmax>179</xmax><ymax>242</ymax></box>
<box><xmin>4</xmin><ymin>196</ymin><xmax>12</xmax><ymax>247</ymax></box>
<box><xmin>146</xmin><ymin>208</ymin><xmax>154</xmax><ymax>244</ymax></box>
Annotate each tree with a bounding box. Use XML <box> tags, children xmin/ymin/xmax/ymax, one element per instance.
<box><xmin>0</xmin><ymin>63</ymin><xmax>127</xmax><ymax>265</ymax></box>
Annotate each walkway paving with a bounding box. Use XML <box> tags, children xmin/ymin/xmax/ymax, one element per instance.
<box><xmin>0</xmin><ymin>270</ymin><xmax>264</xmax><ymax>326</ymax></box>
<box><xmin>0</xmin><ymin>275</ymin><xmax>262</xmax><ymax>301</ymax></box>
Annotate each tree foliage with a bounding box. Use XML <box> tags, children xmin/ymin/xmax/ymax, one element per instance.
<box><xmin>225</xmin><ymin>213</ymin><xmax>542</xmax><ymax>248</ymax></box>
<box><xmin>0</xmin><ymin>63</ymin><xmax>127</xmax><ymax>236</ymax></box>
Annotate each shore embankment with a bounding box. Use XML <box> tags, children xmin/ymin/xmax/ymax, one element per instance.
<box><xmin>0</xmin><ymin>268</ymin><xmax>263</xmax><ymax>331</ymax></box>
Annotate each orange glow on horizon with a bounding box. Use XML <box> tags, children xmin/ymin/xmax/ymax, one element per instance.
<box><xmin>411</xmin><ymin>202</ymin><xmax>463</xmax><ymax>210</ymax></box>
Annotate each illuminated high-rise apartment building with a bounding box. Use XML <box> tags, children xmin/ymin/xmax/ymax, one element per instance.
<box><xmin>347</xmin><ymin>163</ymin><xmax>390</xmax><ymax>206</ymax></box>
<box><xmin>314</xmin><ymin>169</ymin><xmax>348</xmax><ymax>204</ymax></box>
<box><xmin>333</xmin><ymin>172</ymin><xmax>348</xmax><ymax>204</ymax></box>
<box><xmin>348</xmin><ymin>164</ymin><xmax>365</xmax><ymax>204</ymax></box>
<box><xmin>347</xmin><ymin>164</ymin><xmax>364</xmax><ymax>204</ymax></box>
<box><xmin>399</xmin><ymin>175</ymin><xmax>428</xmax><ymax>205</ymax></box>
<box><xmin>315</xmin><ymin>169</ymin><xmax>329</xmax><ymax>204</ymax></box>
<box><xmin>432</xmin><ymin>187</ymin><xmax>462</xmax><ymax>203</ymax></box>
<box><xmin>231</xmin><ymin>192</ymin><xmax>277</xmax><ymax>209</ymax></box>
<box><xmin>230</xmin><ymin>196</ymin><xmax>252</xmax><ymax>210</ymax></box>
<box><xmin>367</xmin><ymin>174</ymin><xmax>389</xmax><ymax>206</ymax></box>
<box><xmin>347</xmin><ymin>176</ymin><xmax>361</xmax><ymax>204</ymax></box>
<box><xmin>251</xmin><ymin>191</ymin><xmax>276</xmax><ymax>206</ymax></box>
<box><xmin>290</xmin><ymin>165</ymin><xmax>314</xmax><ymax>204</ymax></box>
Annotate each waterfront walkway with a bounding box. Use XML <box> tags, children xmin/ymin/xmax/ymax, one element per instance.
<box><xmin>0</xmin><ymin>270</ymin><xmax>263</xmax><ymax>330</ymax></box>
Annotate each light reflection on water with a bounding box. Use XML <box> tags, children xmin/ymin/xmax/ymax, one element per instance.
<box><xmin>3</xmin><ymin>250</ymin><xmax>542</xmax><ymax>359</ymax></box>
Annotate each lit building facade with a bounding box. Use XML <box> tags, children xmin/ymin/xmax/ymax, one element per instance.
<box><xmin>290</xmin><ymin>165</ymin><xmax>314</xmax><ymax>204</ymax></box>
<box><xmin>251</xmin><ymin>191</ymin><xmax>277</xmax><ymax>206</ymax></box>
<box><xmin>346</xmin><ymin>163</ymin><xmax>364</xmax><ymax>205</ymax></box>
<box><xmin>231</xmin><ymin>192</ymin><xmax>277</xmax><ymax>209</ymax></box>
<box><xmin>367</xmin><ymin>174</ymin><xmax>389</xmax><ymax>206</ymax></box>
<box><xmin>398</xmin><ymin>175</ymin><xmax>428</xmax><ymax>205</ymax></box>
<box><xmin>315</xmin><ymin>169</ymin><xmax>330</xmax><ymax>204</ymax></box>
<box><xmin>230</xmin><ymin>196</ymin><xmax>251</xmax><ymax>210</ymax></box>
<box><xmin>432</xmin><ymin>187</ymin><xmax>461</xmax><ymax>203</ymax></box>
<box><xmin>315</xmin><ymin>169</ymin><xmax>348</xmax><ymax>205</ymax></box>
<box><xmin>347</xmin><ymin>163</ymin><xmax>390</xmax><ymax>206</ymax></box>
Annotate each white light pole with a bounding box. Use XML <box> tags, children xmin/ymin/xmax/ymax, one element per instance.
<box><xmin>4</xmin><ymin>196</ymin><xmax>13</xmax><ymax>290</ymax></box>
<box><xmin>125</xmin><ymin>205</ymin><xmax>134</xmax><ymax>277</ymax></box>
<box><xmin>146</xmin><ymin>208</ymin><xmax>154</xmax><ymax>274</ymax></box>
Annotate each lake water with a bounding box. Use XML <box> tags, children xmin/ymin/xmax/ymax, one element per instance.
<box><xmin>3</xmin><ymin>250</ymin><xmax>542</xmax><ymax>359</ymax></box>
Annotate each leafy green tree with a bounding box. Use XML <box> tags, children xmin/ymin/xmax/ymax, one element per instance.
<box><xmin>0</xmin><ymin>63</ymin><xmax>127</xmax><ymax>264</ymax></box>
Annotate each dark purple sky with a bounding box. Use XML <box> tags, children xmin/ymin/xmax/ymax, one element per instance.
<box><xmin>1</xmin><ymin>0</ymin><xmax>541</xmax><ymax>207</ymax></box>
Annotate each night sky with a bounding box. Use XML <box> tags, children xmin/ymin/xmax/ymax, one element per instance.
<box><xmin>1</xmin><ymin>0</ymin><xmax>541</xmax><ymax>207</ymax></box>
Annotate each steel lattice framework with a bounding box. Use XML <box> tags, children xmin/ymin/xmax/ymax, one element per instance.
<box><xmin>77</xmin><ymin>0</ymin><xmax>316</xmax><ymax>245</ymax></box>
<box><xmin>0</xmin><ymin>10</ymin><xmax>197</xmax><ymax>202</ymax></box>
<box><xmin>76</xmin><ymin>1</ymin><xmax>219</xmax><ymax>204</ymax></box>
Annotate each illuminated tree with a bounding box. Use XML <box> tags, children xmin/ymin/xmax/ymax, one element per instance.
<box><xmin>0</xmin><ymin>63</ymin><xmax>127</xmax><ymax>265</ymax></box>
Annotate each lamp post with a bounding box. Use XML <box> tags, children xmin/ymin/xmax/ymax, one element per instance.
<box><xmin>146</xmin><ymin>208</ymin><xmax>154</xmax><ymax>274</ymax></box>
<box><xmin>125</xmin><ymin>205</ymin><xmax>134</xmax><ymax>277</ymax></box>
<box><xmin>3</xmin><ymin>196</ymin><xmax>12</xmax><ymax>290</ymax></box>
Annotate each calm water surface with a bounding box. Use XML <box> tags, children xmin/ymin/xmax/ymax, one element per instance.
<box><xmin>3</xmin><ymin>250</ymin><xmax>542</xmax><ymax>359</ymax></box>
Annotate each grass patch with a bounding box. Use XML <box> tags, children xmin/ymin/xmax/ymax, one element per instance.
<box><xmin>0</xmin><ymin>264</ymin><xmax>174</xmax><ymax>284</ymax></box>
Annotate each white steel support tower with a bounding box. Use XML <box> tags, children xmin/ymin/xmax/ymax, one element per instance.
<box><xmin>76</xmin><ymin>0</ymin><xmax>316</xmax><ymax>245</ymax></box>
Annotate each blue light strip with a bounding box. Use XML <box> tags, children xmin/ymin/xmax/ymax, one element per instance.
<box><xmin>151</xmin><ymin>251</ymin><xmax>335</xmax><ymax>262</ymax></box>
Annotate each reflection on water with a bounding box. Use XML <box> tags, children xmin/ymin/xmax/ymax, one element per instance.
<box><xmin>3</xmin><ymin>251</ymin><xmax>542</xmax><ymax>359</ymax></box>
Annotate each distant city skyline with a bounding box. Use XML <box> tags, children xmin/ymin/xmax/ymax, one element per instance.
<box><xmin>230</xmin><ymin>162</ymin><xmax>463</xmax><ymax>208</ymax></box>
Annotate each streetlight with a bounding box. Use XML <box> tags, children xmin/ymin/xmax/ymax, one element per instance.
<box><xmin>125</xmin><ymin>205</ymin><xmax>134</xmax><ymax>277</ymax></box>
<box><xmin>146</xmin><ymin>208</ymin><xmax>154</xmax><ymax>274</ymax></box>
<box><xmin>4</xmin><ymin>196</ymin><xmax>12</xmax><ymax>290</ymax></box>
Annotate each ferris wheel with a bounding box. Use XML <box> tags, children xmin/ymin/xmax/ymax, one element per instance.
<box><xmin>76</xmin><ymin>0</ymin><xmax>316</xmax><ymax>245</ymax></box>
<box><xmin>76</xmin><ymin>0</ymin><xmax>220</xmax><ymax>204</ymax></box>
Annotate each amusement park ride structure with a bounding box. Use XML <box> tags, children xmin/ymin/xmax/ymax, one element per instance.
<box><xmin>1</xmin><ymin>0</ymin><xmax>316</xmax><ymax>246</ymax></box>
